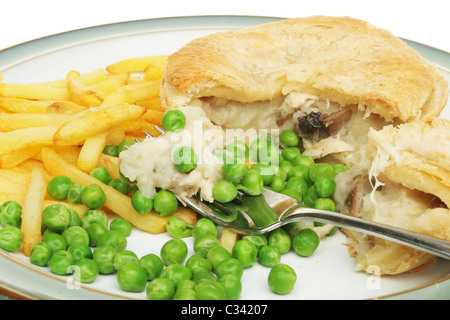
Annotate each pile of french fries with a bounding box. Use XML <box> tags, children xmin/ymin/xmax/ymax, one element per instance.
<box><xmin>0</xmin><ymin>55</ymin><xmax>209</xmax><ymax>257</ymax></box>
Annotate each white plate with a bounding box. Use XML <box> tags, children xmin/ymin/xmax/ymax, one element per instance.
<box><xmin>0</xmin><ymin>16</ymin><xmax>449</xmax><ymax>300</ymax></box>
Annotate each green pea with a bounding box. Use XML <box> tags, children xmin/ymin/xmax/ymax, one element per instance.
<box><xmin>219</xmin><ymin>274</ymin><xmax>242</xmax><ymax>300</ymax></box>
<box><xmin>303</xmin><ymin>185</ymin><xmax>319</xmax><ymax>208</ymax></box>
<box><xmin>314</xmin><ymin>176</ymin><xmax>336</xmax><ymax>198</ymax></box>
<box><xmin>280</xmin><ymin>189</ymin><xmax>302</xmax><ymax>203</ymax></box>
<box><xmin>213</xmin><ymin>180</ymin><xmax>238</xmax><ymax>203</ymax></box>
<box><xmin>292</xmin><ymin>228</ymin><xmax>320</xmax><ymax>257</ymax></box>
<box><xmin>97</xmin><ymin>230</ymin><xmax>127</xmax><ymax>252</ymax></box>
<box><xmin>117</xmin><ymin>140</ymin><xmax>135</xmax><ymax>154</ymax></box>
<box><xmin>140</xmin><ymin>253</ymin><xmax>164</xmax><ymax>280</ymax></box>
<box><xmin>173</xmin><ymin>288</ymin><xmax>198</xmax><ymax>300</ymax></box>
<box><xmin>177</xmin><ymin>279</ymin><xmax>197</xmax><ymax>291</ymax></box>
<box><xmin>291</xmin><ymin>154</ymin><xmax>315</xmax><ymax>168</ymax></box>
<box><xmin>43</xmin><ymin>232</ymin><xmax>67</xmax><ymax>252</ymax></box>
<box><xmin>215</xmin><ymin>258</ymin><xmax>244</xmax><ymax>279</ymax></box>
<box><xmin>193</xmin><ymin>235</ymin><xmax>219</xmax><ymax>258</ymax></box>
<box><xmin>153</xmin><ymin>190</ymin><xmax>178</xmax><ymax>217</ymax></box>
<box><xmin>241</xmin><ymin>234</ymin><xmax>267</xmax><ymax>252</ymax></box>
<box><xmin>0</xmin><ymin>226</ymin><xmax>22</xmax><ymax>252</ymax></box>
<box><xmin>74</xmin><ymin>258</ymin><xmax>99</xmax><ymax>284</ymax></box>
<box><xmin>48</xmin><ymin>250</ymin><xmax>74</xmax><ymax>276</ymax></box>
<box><xmin>131</xmin><ymin>190</ymin><xmax>153</xmax><ymax>215</ymax></box>
<box><xmin>193</xmin><ymin>270</ymin><xmax>217</xmax><ymax>284</ymax></box>
<box><xmin>206</xmin><ymin>246</ymin><xmax>231</xmax><ymax>270</ymax></box>
<box><xmin>186</xmin><ymin>254</ymin><xmax>213</xmax><ymax>274</ymax></box>
<box><xmin>62</xmin><ymin>226</ymin><xmax>89</xmax><ymax>247</ymax></box>
<box><xmin>68</xmin><ymin>243</ymin><xmax>93</xmax><ymax>262</ymax></box>
<box><xmin>0</xmin><ymin>200</ymin><xmax>22</xmax><ymax>228</ymax></box>
<box><xmin>85</xmin><ymin>223</ymin><xmax>107</xmax><ymax>247</ymax></box>
<box><xmin>109</xmin><ymin>218</ymin><xmax>132</xmax><ymax>237</ymax></box>
<box><xmin>67</xmin><ymin>184</ymin><xmax>85</xmax><ymax>204</ymax></box>
<box><xmin>334</xmin><ymin>163</ymin><xmax>349</xmax><ymax>175</ymax></box>
<box><xmin>280</xmin><ymin>130</ymin><xmax>300</xmax><ymax>147</ymax></box>
<box><xmin>255</xmin><ymin>142</ymin><xmax>280</xmax><ymax>165</ymax></box>
<box><xmin>258</xmin><ymin>245</ymin><xmax>281</xmax><ymax>267</ymax></box>
<box><xmin>250</xmin><ymin>163</ymin><xmax>276</xmax><ymax>185</ymax></box>
<box><xmin>30</xmin><ymin>242</ymin><xmax>52</xmax><ymax>267</ymax></box>
<box><xmin>195</xmin><ymin>280</ymin><xmax>226</xmax><ymax>300</ymax></box>
<box><xmin>287</xmin><ymin>165</ymin><xmax>309</xmax><ymax>181</ymax></box>
<box><xmin>279</xmin><ymin>160</ymin><xmax>294</xmax><ymax>176</ymax></box>
<box><xmin>192</xmin><ymin>218</ymin><xmax>218</xmax><ymax>239</ymax></box>
<box><xmin>269</xmin><ymin>175</ymin><xmax>285</xmax><ymax>192</ymax></box>
<box><xmin>102</xmin><ymin>145</ymin><xmax>119</xmax><ymax>157</ymax></box>
<box><xmin>225</xmin><ymin>140</ymin><xmax>249</xmax><ymax>161</ymax></box>
<box><xmin>268</xmin><ymin>263</ymin><xmax>297</xmax><ymax>295</ymax></box>
<box><xmin>160</xmin><ymin>264</ymin><xmax>192</xmax><ymax>287</ymax></box>
<box><xmin>222</xmin><ymin>163</ymin><xmax>248</xmax><ymax>184</ymax></box>
<box><xmin>146</xmin><ymin>278</ymin><xmax>176</xmax><ymax>300</ymax></box>
<box><xmin>81</xmin><ymin>184</ymin><xmax>106</xmax><ymax>210</ymax></box>
<box><xmin>166</xmin><ymin>216</ymin><xmax>193</xmax><ymax>239</ymax></box>
<box><xmin>162</xmin><ymin>109</ymin><xmax>186</xmax><ymax>132</ymax></box>
<box><xmin>172</xmin><ymin>146</ymin><xmax>198</xmax><ymax>173</ymax></box>
<box><xmin>108</xmin><ymin>178</ymin><xmax>130</xmax><ymax>195</ymax></box>
<box><xmin>113</xmin><ymin>250</ymin><xmax>139</xmax><ymax>270</ymax></box>
<box><xmin>117</xmin><ymin>262</ymin><xmax>147</xmax><ymax>292</ymax></box>
<box><xmin>81</xmin><ymin>209</ymin><xmax>108</xmax><ymax>230</ymax></box>
<box><xmin>286</xmin><ymin>177</ymin><xmax>308</xmax><ymax>195</ymax></box>
<box><xmin>68</xmin><ymin>209</ymin><xmax>81</xmax><ymax>227</ymax></box>
<box><xmin>315</xmin><ymin>198</ymin><xmax>336</xmax><ymax>212</ymax></box>
<box><xmin>160</xmin><ymin>238</ymin><xmax>188</xmax><ymax>265</ymax></box>
<box><xmin>92</xmin><ymin>245</ymin><xmax>116</xmax><ymax>274</ymax></box>
<box><xmin>42</xmin><ymin>204</ymin><xmax>71</xmax><ymax>232</ymax></box>
<box><xmin>47</xmin><ymin>175</ymin><xmax>74</xmax><ymax>200</ymax></box>
<box><xmin>267</xmin><ymin>229</ymin><xmax>291</xmax><ymax>254</ymax></box>
<box><xmin>232</xmin><ymin>240</ymin><xmax>258</xmax><ymax>268</ymax></box>
<box><xmin>309</xmin><ymin>163</ymin><xmax>335</xmax><ymax>182</ymax></box>
<box><xmin>237</xmin><ymin>170</ymin><xmax>264</xmax><ymax>196</ymax></box>
<box><xmin>281</xmin><ymin>147</ymin><xmax>301</xmax><ymax>162</ymax></box>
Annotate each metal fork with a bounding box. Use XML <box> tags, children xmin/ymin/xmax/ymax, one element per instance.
<box><xmin>138</xmin><ymin>126</ymin><xmax>450</xmax><ymax>260</ymax></box>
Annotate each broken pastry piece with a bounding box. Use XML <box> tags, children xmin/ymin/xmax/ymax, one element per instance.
<box><xmin>333</xmin><ymin>119</ymin><xmax>450</xmax><ymax>274</ymax></box>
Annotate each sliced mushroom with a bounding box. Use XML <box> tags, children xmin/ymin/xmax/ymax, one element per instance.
<box><xmin>294</xmin><ymin>109</ymin><xmax>352</xmax><ymax>141</ymax></box>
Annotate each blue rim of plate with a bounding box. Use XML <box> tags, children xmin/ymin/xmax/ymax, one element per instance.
<box><xmin>0</xmin><ymin>15</ymin><xmax>449</xmax><ymax>300</ymax></box>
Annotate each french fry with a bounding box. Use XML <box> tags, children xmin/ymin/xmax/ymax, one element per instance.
<box><xmin>0</xmin><ymin>145</ymin><xmax>43</xmax><ymax>169</ymax></box>
<box><xmin>0</xmin><ymin>112</ymin><xmax>73</xmax><ymax>131</ymax></box>
<box><xmin>21</xmin><ymin>167</ymin><xmax>46</xmax><ymax>256</ymax></box>
<box><xmin>0</xmin><ymin>126</ymin><xmax>57</xmax><ymax>155</ymax></box>
<box><xmin>105</xmin><ymin>126</ymin><xmax>125</xmax><ymax>145</ymax></box>
<box><xmin>46</xmin><ymin>101</ymin><xmax>88</xmax><ymax>114</ymax></box>
<box><xmin>31</xmin><ymin>68</ymin><xmax>107</xmax><ymax>88</ymax></box>
<box><xmin>0</xmin><ymin>97</ymin><xmax>51</xmax><ymax>113</ymax></box>
<box><xmin>106</xmin><ymin>56</ymin><xmax>167</xmax><ymax>74</ymax></box>
<box><xmin>52</xmin><ymin>103</ymin><xmax>145</xmax><ymax>145</ymax></box>
<box><xmin>66</xmin><ymin>70</ymin><xmax>104</xmax><ymax>107</ymax></box>
<box><xmin>89</xmin><ymin>73</ymin><xmax>129</xmax><ymax>94</ymax></box>
<box><xmin>0</xmin><ymin>83</ymin><xmax>69</xmax><ymax>101</ymax></box>
<box><xmin>102</xmin><ymin>80</ymin><xmax>160</xmax><ymax>105</ymax></box>
<box><xmin>136</xmin><ymin>97</ymin><xmax>163</xmax><ymax>110</ymax></box>
<box><xmin>143</xmin><ymin>55</ymin><xmax>168</xmax><ymax>81</ymax></box>
<box><xmin>41</xmin><ymin>147</ymin><xmax>171</xmax><ymax>234</ymax></box>
<box><xmin>142</xmin><ymin>109</ymin><xmax>164</xmax><ymax>126</ymax></box>
<box><xmin>98</xmin><ymin>153</ymin><xmax>121</xmax><ymax>179</ymax></box>
<box><xmin>77</xmin><ymin>132</ymin><xmax>107</xmax><ymax>173</ymax></box>
<box><xmin>220</xmin><ymin>228</ymin><xmax>241</xmax><ymax>254</ymax></box>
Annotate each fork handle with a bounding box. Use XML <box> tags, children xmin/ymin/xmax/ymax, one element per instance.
<box><xmin>282</xmin><ymin>207</ymin><xmax>450</xmax><ymax>260</ymax></box>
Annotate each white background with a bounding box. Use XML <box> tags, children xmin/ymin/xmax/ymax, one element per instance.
<box><xmin>0</xmin><ymin>0</ymin><xmax>449</xmax><ymax>53</ymax></box>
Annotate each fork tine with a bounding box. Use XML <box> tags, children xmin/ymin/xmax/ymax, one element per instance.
<box><xmin>154</xmin><ymin>125</ymin><xmax>165</xmax><ymax>134</ymax></box>
<box><xmin>144</xmin><ymin>131</ymin><xmax>154</xmax><ymax>138</ymax></box>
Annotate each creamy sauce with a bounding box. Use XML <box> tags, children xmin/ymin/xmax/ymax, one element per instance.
<box><xmin>119</xmin><ymin>106</ymin><xmax>225</xmax><ymax>203</ymax></box>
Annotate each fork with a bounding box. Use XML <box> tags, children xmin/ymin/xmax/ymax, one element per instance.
<box><xmin>138</xmin><ymin>126</ymin><xmax>450</xmax><ymax>260</ymax></box>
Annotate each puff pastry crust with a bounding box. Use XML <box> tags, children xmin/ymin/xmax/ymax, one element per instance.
<box><xmin>161</xmin><ymin>16</ymin><xmax>448</xmax><ymax>122</ymax></box>
<box><xmin>334</xmin><ymin>120</ymin><xmax>450</xmax><ymax>274</ymax></box>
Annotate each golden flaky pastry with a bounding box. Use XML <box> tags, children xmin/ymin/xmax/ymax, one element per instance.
<box><xmin>161</xmin><ymin>16</ymin><xmax>448</xmax><ymax>123</ymax></box>
<box><xmin>333</xmin><ymin>119</ymin><xmax>450</xmax><ymax>274</ymax></box>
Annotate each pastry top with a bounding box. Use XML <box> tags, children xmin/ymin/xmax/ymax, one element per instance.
<box><xmin>161</xmin><ymin>16</ymin><xmax>448</xmax><ymax>122</ymax></box>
